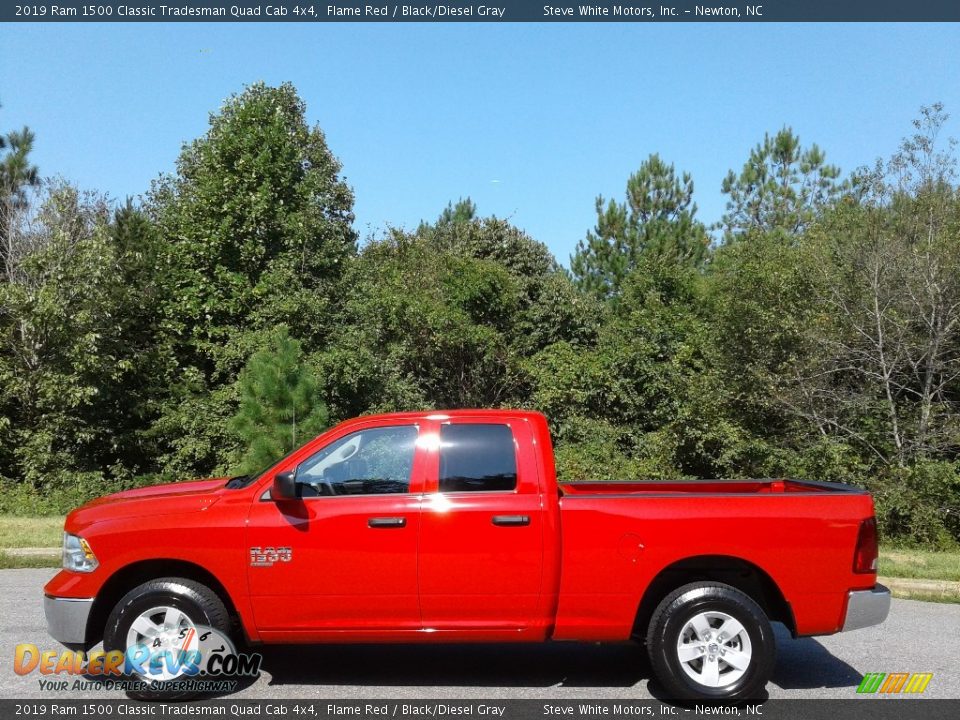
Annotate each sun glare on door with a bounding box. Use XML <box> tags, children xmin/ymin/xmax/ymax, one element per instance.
<box><xmin>425</xmin><ymin>493</ymin><xmax>454</xmax><ymax>514</ymax></box>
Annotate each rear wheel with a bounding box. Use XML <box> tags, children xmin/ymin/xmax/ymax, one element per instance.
<box><xmin>646</xmin><ymin>581</ymin><xmax>775</xmax><ymax>701</ymax></box>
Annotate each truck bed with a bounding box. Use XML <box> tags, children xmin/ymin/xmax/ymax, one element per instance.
<box><xmin>552</xmin><ymin>476</ymin><xmax>875</xmax><ymax>640</ymax></box>
<box><xmin>559</xmin><ymin>477</ymin><xmax>863</xmax><ymax>496</ymax></box>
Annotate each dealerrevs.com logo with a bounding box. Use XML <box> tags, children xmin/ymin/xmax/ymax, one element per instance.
<box><xmin>856</xmin><ymin>672</ymin><xmax>934</xmax><ymax>695</ymax></box>
<box><xmin>14</xmin><ymin>625</ymin><xmax>262</xmax><ymax>692</ymax></box>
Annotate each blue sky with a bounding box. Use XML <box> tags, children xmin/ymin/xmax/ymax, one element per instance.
<box><xmin>1</xmin><ymin>22</ymin><xmax>958</xmax><ymax>264</ymax></box>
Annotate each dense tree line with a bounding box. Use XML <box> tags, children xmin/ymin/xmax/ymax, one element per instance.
<box><xmin>1</xmin><ymin>85</ymin><xmax>958</xmax><ymax>546</ymax></box>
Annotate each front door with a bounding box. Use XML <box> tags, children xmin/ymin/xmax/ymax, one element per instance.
<box><xmin>246</xmin><ymin>422</ymin><xmax>425</xmax><ymax>638</ymax></box>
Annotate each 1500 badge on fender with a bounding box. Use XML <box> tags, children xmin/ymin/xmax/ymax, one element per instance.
<box><xmin>249</xmin><ymin>547</ymin><xmax>292</xmax><ymax>567</ymax></box>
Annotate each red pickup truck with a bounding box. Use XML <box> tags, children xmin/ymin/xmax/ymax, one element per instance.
<box><xmin>44</xmin><ymin>410</ymin><xmax>889</xmax><ymax>700</ymax></box>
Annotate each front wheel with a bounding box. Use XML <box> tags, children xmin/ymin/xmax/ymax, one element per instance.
<box><xmin>103</xmin><ymin>577</ymin><xmax>231</xmax><ymax>700</ymax></box>
<box><xmin>646</xmin><ymin>582</ymin><xmax>775</xmax><ymax>701</ymax></box>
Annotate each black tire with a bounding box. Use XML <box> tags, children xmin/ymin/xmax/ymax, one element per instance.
<box><xmin>646</xmin><ymin>581</ymin><xmax>775</xmax><ymax>702</ymax></box>
<box><xmin>103</xmin><ymin>577</ymin><xmax>231</xmax><ymax>701</ymax></box>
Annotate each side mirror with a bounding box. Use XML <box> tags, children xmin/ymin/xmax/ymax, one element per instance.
<box><xmin>272</xmin><ymin>470</ymin><xmax>299</xmax><ymax>501</ymax></box>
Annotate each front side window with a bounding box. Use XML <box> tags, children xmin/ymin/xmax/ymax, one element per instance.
<box><xmin>439</xmin><ymin>423</ymin><xmax>518</xmax><ymax>493</ymax></box>
<box><xmin>296</xmin><ymin>425</ymin><xmax>418</xmax><ymax>496</ymax></box>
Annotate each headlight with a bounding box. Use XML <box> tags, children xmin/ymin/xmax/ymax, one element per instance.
<box><xmin>62</xmin><ymin>532</ymin><xmax>98</xmax><ymax>573</ymax></box>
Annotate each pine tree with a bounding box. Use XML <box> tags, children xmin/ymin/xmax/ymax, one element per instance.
<box><xmin>229</xmin><ymin>328</ymin><xmax>329</xmax><ymax>474</ymax></box>
<box><xmin>0</xmin><ymin>125</ymin><xmax>39</xmax><ymax>210</ymax></box>
<box><xmin>1</xmin><ymin>104</ymin><xmax>40</xmax><ymax>251</ymax></box>
<box><xmin>571</xmin><ymin>154</ymin><xmax>708</xmax><ymax>300</ymax></box>
<box><xmin>438</xmin><ymin>197</ymin><xmax>477</xmax><ymax>225</ymax></box>
<box><xmin>719</xmin><ymin>127</ymin><xmax>843</xmax><ymax>241</ymax></box>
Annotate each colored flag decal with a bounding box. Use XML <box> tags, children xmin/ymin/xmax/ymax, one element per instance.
<box><xmin>857</xmin><ymin>672</ymin><xmax>933</xmax><ymax>694</ymax></box>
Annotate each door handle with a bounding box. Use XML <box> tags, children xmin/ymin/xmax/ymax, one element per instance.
<box><xmin>491</xmin><ymin>515</ymin><xmax>530</xmax><ymax>527</ymax></box>
<box><xmin>368</xmin><ymin>516</ymin><xmax>406</xmax><ymax>528</ymax></box>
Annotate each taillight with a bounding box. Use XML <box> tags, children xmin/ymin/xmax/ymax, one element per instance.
<box><xmin>853</xmin><ymin>517</ymin><xmax>878</xmax><ymax>574</ymax></box>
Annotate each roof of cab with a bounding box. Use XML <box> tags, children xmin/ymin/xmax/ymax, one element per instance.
<box><xmin>339</xmin><ymin>409</ymin><xmax>547</xmax><ymax>424</ymax></box>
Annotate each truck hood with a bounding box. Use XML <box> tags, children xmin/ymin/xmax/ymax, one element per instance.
<box><xmin>66</xmin><ymin>478</ymin><xmax>228</xmax><ymax>531</ymax></box>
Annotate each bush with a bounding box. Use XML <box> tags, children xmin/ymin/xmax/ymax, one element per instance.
<box><xmin>871</xmin><ymin>461</ymin><xmax>960</xmax><ymax>549</ymax></box>
<box><xmin>0</xmin><ymin>473</ymin><xmax>169</xmax><ymax>516</ymax></box>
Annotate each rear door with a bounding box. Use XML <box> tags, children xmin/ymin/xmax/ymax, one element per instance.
<box><xmin>417</xmin><ymin>416</ymin><xmax>545</xmax><ymax>632</ymax></box>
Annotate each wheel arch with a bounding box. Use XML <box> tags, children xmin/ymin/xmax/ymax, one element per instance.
<box><xmin>633</xmin><ymin>555</ymin><xmax>795</xmax><ymax>641</ymax></box>
<box><xmin>86</xmin><ymin>559</ymin><xmax>243</xmax><ymax>648</ymax></box>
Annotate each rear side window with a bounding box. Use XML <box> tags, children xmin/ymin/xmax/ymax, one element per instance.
<box><xmin>439</xmin><ymin>423</ymin><xmax>517</xmax><ymax>493</ymax></box>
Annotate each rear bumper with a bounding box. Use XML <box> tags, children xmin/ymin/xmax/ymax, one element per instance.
<box><xmin>43</xmin><ymin>594</ymin><xmax>93</xmax><ymax>646</ymax></box>
<box><xmin>841</xmin><ymin>583</ymin><xmax>891</xmax><ymax>631</ymax></box>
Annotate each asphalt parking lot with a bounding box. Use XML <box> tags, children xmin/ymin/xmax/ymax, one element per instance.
<box><xmin>2</xmin><ymin>569</ymin><xmax>957</xmax><ymax>700</ymax></box>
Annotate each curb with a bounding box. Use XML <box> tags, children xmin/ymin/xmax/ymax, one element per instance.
<box><xmin>878</xmin><ymin>575</ymin><xmax>960</xmax><ymax>600</ymax></box>
<box><xmin>3</xmin><ymin>547</ymin><xmax>59</xmax><ymax>557</ymax></box>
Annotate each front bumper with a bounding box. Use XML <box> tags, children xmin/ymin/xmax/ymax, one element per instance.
<box><xmin>43</xmin><ymin>594</ymin><xmax>93</xmax><ymax>646</ymax></box>
<box><xmin>841</xmin><ymin>583</ymin><xmax>891</xmax><ymax>631</ymax></box>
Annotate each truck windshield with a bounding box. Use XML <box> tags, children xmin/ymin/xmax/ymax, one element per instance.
<box><xmin>223</xmin><ymin>433</ymin><xmax>334</xmax><ymax>489</ymax></box>
<box><xmin>224</xmin><ymin>471</ymin><xmax>264</xmax><ymax>489</ymax></box>
<box><xmin>224</xmin><ymin>456</ymin><xmax>294</xmax><ymax>489</ymax></box>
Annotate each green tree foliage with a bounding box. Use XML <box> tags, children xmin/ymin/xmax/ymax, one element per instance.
<box><xmin>720</xmin><ymin>128</ymin><xmax>843</xmax><ymax>240</ymax></box>
<box><xmin>707</xmin><ymin>109</ymin><xmax>960</xmax><ymax>544</ymax></box>
<box><xmin>318</xmin><ymin>212</ymin><xmax>595</xmax><ymax>419</ymax></box>
<box><xmin>1</xmin><ymin>105</ymin><xmax>40</xmax><ymax>256</ymax></box>
<box><xmin>437</xmin><ymin>197</ymin><xmax>477</xmax><ymax>226</ymax></box>
<box><xmin>531</xmin><ymin>259</ymin><xmax>738</xmax><ymax>480</ymax></box>
<box><xmin>146</xmin><ymin>82</ymin><xmax>356</xmax><ymax>477</ymax></box>
<box><xmin>571</xmin><ymin>154</ymin><xmax>709</xmax><ymax>299</ymax></box>
<box><xmin>97</xmin><ymin>202</ymin><xmax>173</xmax><ymax>471</ymax></box>
<box><xmin>230</xmin><ymin>327</ymin><xmax>329</xmax><ymax>474</ymax></box>
<box><xmin>0</xmin><ymin>117</ymin><xmax>39</xmax><ymax>210</ymax></box>
<box><xmin>148</xmin><ymin>81</ymin><xmax>355</xmax><ymax>370</ymax></box>
<box><xmin>707</xmin><ymin>232</ymin><xmax>814</xmax><ymax>466</ymax></box>
<box><xmin>1</xmin><ymin>89</ymin><xmax>957</xmax><ymax>547</ymax></box>
<box><xmin>0</xmin><ymin>185</ymin><xmax>178</xmax><ymax>512</ymax></box>
<box><xmin>0</xmin><ymin>183</ymin><xmax>123</xmax><ymax>488</ymax></box>
<box><xmin>797</xmin><ymin>108</ymin><xmax>960</xmax><ymax>467</ymax></box>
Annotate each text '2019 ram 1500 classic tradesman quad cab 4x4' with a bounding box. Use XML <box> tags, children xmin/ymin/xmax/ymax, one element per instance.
<box><xmin>44</xmin><ymin>410</ymin><xmax>890</xmax><ymax>700</ymax></box>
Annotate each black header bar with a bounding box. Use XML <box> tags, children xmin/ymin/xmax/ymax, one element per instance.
<box><xmin>1</xmin><ymin>700</ymin><xmax>960</xmax><ymax>720</ymax></box>
<box><xmin>4</xmin><ymin>1</ymin><xmax>960</xmax><ymax>23</ymax></box>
